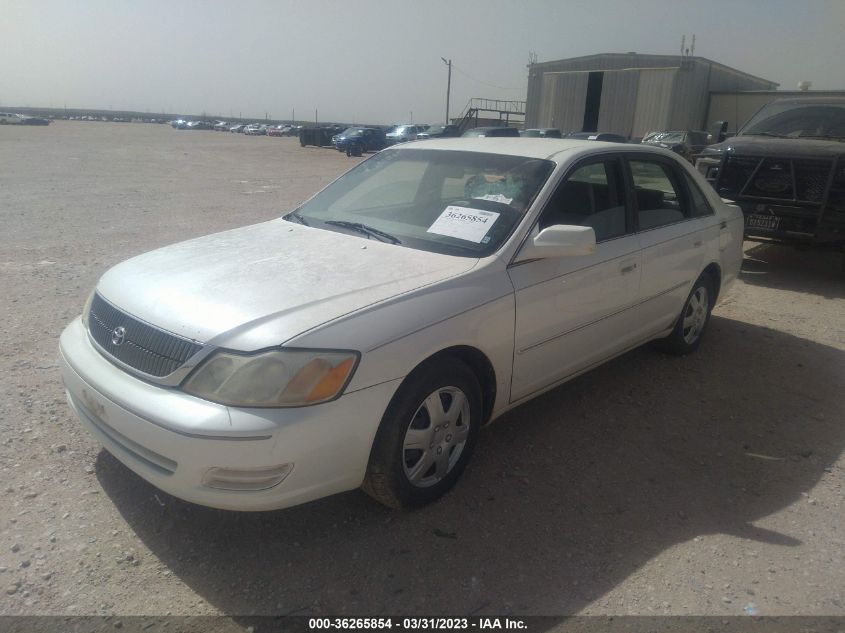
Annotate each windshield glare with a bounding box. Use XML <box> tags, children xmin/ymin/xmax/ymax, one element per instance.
<box><xmin>292</xmin><ymin>148</ymin><xmax>555</xmax><ymax>257</ymax></box>
<box><xmin>740</xmin><ymin>102</ymin><xmax>845</xmax><ymax>139</ymax></box>
<box><xmin>648</xmin><ymin>132</ymin><xmax>684</xmax><ymax>143</ymax></box>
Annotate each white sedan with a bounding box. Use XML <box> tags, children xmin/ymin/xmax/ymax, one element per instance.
<box><xmin>59</xmin><ymin>139</ymin><xmax>743</xmax><ymax>511</ymax></box>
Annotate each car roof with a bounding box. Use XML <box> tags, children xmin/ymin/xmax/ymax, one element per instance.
<box><xmin>394</xmin><ymin>137</ymin><xmax>680</xmax><ymax>162</ymax></box>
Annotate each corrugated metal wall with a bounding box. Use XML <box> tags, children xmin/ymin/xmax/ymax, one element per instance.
<box><xmin>537</xmin><ymin>72</ymin><xmax>588</xmax><ymax>131</ymax></box>
<box><xmin>525</xmin><ymin>53</ymin><xmax>779</xmax><ymax>134</ymax></box>
<box><xmin>667</xmin><ymin>63</ymin><xmax>710</xmax><ymax>130</ymax></box>
<box><xmin>597</xmin><ymin>70</ymin><xmax>640</xmax><ymax>137</ymax></box>
<box><xmin>631</xmin><ymin>69</ymin><xmax>676</xmax><ymax>138</ymax></box>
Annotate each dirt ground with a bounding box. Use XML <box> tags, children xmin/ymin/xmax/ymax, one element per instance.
<box><xmin>0</xmin><ymin>121</ymin><xmax>843</xmax><ymax>619</ymax></box>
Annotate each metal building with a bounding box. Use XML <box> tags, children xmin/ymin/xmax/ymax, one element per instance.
<box><xmin>525</xmin><ymin>53</ymin><xmax>778</xmax><ymax>139</ymax></box>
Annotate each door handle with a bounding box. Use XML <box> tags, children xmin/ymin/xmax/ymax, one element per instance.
<box><xmin>620</xmin><ymin>263</ymin><xmax>638</xmax><ymax>274</ymax></box>
<box><xmin>693</xmin><ymin>240</ymin><xmax>703</xmax><ymax>247</ymax></box>
<box><xmin>719</xmin><ymin>220</ymin><xmax>727</xmax><ymax>229</ymax></box>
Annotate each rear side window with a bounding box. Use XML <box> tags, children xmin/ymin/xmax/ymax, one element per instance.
<box><xmin>629</xmin><ymin>160</ymin><xmax>689</xmax><ymax>230</ymax></box>
<box><xmin>683</xmin><ymin>172</ymin><xmax>715</xmax><ymax>217</ymax></box>
<box><xmin>539</xmin><ymin>160</ymin><xmax>628</xmax><ymax>242</ymax></box>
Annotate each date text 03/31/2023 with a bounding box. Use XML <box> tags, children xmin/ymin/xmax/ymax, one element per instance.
<box><xmin>308</xmin><ymin>617</ymin><xmax>527</xmax><ymax>630</ymax></box>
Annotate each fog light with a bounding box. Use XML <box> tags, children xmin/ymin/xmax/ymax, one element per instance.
<box><xmin>202</xmin><ymin>464</ymin><xmax>293</xmax><ymax>491</ymax></box>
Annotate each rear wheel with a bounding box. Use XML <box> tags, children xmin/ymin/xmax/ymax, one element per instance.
<box><xmin>655</xmin><ymin>274</ymin><xmax>715</xmax><ymax>355</ymax></box>
<box><xmin>362</xmin><ymin>358</ymin><xmax>481</xmax><ymax>509</ymax></box>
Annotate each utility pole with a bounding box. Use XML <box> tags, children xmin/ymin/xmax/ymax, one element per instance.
<box><xmin>441</xmin><ymin>57</ymin><xmax>452</xmax><ymax>124</ymax></box>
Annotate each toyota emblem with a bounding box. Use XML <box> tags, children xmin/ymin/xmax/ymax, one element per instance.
<box><xmin>111</xmin><ymin>326</ymin><xmax>126</xmax><ymax>346</ymax></box>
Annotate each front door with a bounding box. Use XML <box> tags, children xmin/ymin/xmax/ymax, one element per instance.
<box><xmin>508</xmin><ymin>157</ymin><xmax>643</xmax><ymax>403</ymax></box>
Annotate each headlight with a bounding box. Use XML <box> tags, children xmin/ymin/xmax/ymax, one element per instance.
<box><xmin>182</xmin><ymin>348</ymin><xmax>359</xmax><ymax>408</ymax></box>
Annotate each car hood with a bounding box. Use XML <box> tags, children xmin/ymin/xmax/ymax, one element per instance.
<box><xmin>96</xmin><ymin>219</ymin><xmax>478</xmax><ymax>350</ymax></box>
<box><xmin>704</xmin><ymin>135</ymin><xmax>845</xmax><ymax>158</ymax></box>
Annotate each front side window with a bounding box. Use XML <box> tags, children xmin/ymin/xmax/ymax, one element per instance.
<box><xmin>292</xmin><ymin>148</ymin><xmax>555</xmax><ymax>257</ymax></box>
<box><xmin>538</xmin><ymin>160</ymin><xmax>627</xmax><ymax>242</ymax></box>
<box><xmin>629</xmin><ymin>160</ymin><xmax>688</xmax><ymax>230</ymax></box>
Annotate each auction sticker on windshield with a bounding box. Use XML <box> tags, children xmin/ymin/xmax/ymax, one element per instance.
<box><xmin>427</xmin><ymin>206</ymin><xmax>500</xmax><ymax>243</ymax></box>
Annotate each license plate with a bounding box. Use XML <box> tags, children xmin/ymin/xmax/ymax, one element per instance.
<box><xmin>745</xmin><ymin>213</ymin><xmax>780</xmax><ymax>230</ymax></box>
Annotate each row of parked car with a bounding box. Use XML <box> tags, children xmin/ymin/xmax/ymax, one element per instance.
<box><xmin>169</xmin><ymin>119</ymin><xmax>306</xmax><ymax>136</ymax></box>
<box><xmin>163</xmin><ymin>114</ymin><xmax>710</xmax><ymax>165</ymax></box>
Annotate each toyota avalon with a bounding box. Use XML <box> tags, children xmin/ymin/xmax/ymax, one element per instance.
<box><xmin>59</xmin><ymin>138</ymin><xmax>743</xmax><ymax>511</ymax></box>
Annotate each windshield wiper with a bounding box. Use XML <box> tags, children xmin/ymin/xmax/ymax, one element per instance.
<box><xmin>324</xmin><ymin>220</ymin><xmax>402</xmax><ymax>244</ymax></box>
<box><xmin>283</xmin><ymin>210</ymin><xmax>309</xmax><ymax>226</ymax></box>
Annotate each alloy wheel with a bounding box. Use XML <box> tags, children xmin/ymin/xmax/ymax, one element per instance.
<box><xmin>402</xmin><ymin>386</ymin><xmax>470</xmax><ymax>488</ymax></box>
<box><xmin>682</xmin><ymin>286</ymin><xmax>709</xmax><ymax>344</ymax></box>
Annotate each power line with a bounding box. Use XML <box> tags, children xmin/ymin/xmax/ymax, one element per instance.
<box><xmin>451</xmin><ymin>64</ymin><xmax>520</xmax><ymax>92</ymax></box>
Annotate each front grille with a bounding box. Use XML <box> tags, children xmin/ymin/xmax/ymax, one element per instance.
<box><xmin>717</xmin><ymin>154</ymin><xmax>836</xmax><ymax>205</ymax></box>
<box><xmin>88</xmin><ymin>293</ymin><xmax>203</xmax><ymax>377</ymax></box>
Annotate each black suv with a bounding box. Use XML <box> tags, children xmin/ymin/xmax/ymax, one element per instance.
<box><xmin>696</xmin><ymin>97</ymin><xmax>845</xmax><ymax>252</ymax></box>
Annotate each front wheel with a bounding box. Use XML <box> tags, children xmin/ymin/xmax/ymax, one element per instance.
<box><xmin>362</xmin><ymin>358</ymin><xmax>481</xmax><ymax>509</ymax></box>
<box><xmin>655</xmin><ymin>274</ymin><xmax>715</xmax><ymax>355</ymax></box>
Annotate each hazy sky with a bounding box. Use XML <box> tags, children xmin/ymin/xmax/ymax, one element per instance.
<box><xmin>2</xmin><ymin>0</ymin><xmax>843</xmax><ymax>123</ymax></box>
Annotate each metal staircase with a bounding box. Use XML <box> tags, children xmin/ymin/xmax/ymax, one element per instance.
<box><xmin>454</xmin><ymin>98</ymin><xmax>526</xmax><ymax>133</ymax></box>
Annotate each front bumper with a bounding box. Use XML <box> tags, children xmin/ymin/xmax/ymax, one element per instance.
<box><xmin>59</xmin><ymin>318</ymin><xmax>401</xmax><ymax>511</ymax></box>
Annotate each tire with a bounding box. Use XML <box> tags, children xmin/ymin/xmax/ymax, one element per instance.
<box><xmin>362</xmin><ymin>358</ymin><xmax>482</xmax><ymax>510</ymax></box>
<box><xmin>655</xmin><ymin>273</ymin><xmax>715</xmax><ymax>355</ymax></box>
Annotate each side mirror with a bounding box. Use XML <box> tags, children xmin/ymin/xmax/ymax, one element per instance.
<box><xmin>515</xmin><ymin>225</ymin><xmax>597</xmax><ymax>262</ymax></box>
<box><xmin>708</xmin><ymin>120</ymin><xmax>729</xmax><ymax>143</ymax></box>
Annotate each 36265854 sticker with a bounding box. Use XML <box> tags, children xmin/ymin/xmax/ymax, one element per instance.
<box><xmin>426</xmin><ymin>206</ymin><xmax>500</xmax><ymax>243</ymax></box>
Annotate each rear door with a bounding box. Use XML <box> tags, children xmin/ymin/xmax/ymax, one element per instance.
<box><xmin>627</xmin><ymin>156</ymin><xmax>716</xmax><ymax>334</ymax></box>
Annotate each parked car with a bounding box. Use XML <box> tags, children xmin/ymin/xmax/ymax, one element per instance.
<box><xmin>59</xmin><ymin>138</ymin><xmax>742</xmax><ymax>512</ymax></box>
<box><xmin>522</xmin><ymin>128</ymin><xmax>562</xmax><ymax>138</ymax></box>
<box><xmin>566</xmin><ymin>131</ymin><xmax>628</xmax><ymax>143</ymax></box>
<box><xmin>244</xmin><ymin>124</ymin><xmax>267</xmax><ymax>135</ymax></box>
<box><xmin>20</xmin><ymin>116</ymin><xmax>51</xmax><ymax>125</ymax></box>
<box><xmin>461</xmin><ymin>126</ymin><xmax>520</xmax><ymax>138</ymax></box>
<box><xmin>170</xmin><ymin>119</ymin><xmax>187</xmax><ymax>129</ymax></box>
<box><xmin>696</xmin><ymin>96</ymin><xmax>845</xmax><ymax>254</ymax></box>
<box><xmin>386</xmin><ymin>124</ymin><xmax>428</xmax><ymax>144</ymax></box>
<box><xmin>213</xmin><ymin>121</ymin><xmax>229</xmax><ymax>131</ymax></box>
<box><xmin>416</xmin><ymin>124</ymin><xmax>460</xmax><ymax>140</ymax></box>
<box><xmin>185</xmin><ymin>121</ymin><xmax>214</xmax><ymax>130</ymax></box>
<box><xmin>299</xmin><ymin>127</ymin><xmax>336</xmax><ymax>147</ymax></box>
<box><xmin>229</xmin><ymin>124</ymin><xmax>247</xmax><ymax>133</ymax></box>
<box><xmin>641</xmin><ymin>130</ymin><xmax>709</xmax><ymax>161</ymax></box>
<box><xmin>0</xmin><ymin>112</ymin><xmax>25</xmax><ymax>124</ymax></box>
<box><xmin>334</xmin><ymin>127</ymin><xmax>388</xmax><ymax>156</ymax></box>
<box><xmin>268</xmin><ymin>125</ymin><xmax>288</xmax><ymax>137</ymax></box>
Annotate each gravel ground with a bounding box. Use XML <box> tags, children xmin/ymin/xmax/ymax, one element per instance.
<box><xmin>0</xmin><ymin>122</ymin><xmax>843</xmax><ymax>619</ymax></box>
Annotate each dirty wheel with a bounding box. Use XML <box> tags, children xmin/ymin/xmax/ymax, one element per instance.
<box><xmin>655</xmin><ymin>274</ymin><xmax>715</xmax><ymax>355</ymax></box>
<box><xmin>362</xmin><ymin>358</ymin><xmax>481</xmax><ymax>509</ymax></box>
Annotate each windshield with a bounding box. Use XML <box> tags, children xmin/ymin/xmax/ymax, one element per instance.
<box><xmin>646</xmin><ymin>131</ymin><xmax>685</xmax><ymax>143</ymax></box>
<box><xmin>291</xmin><ymin>148</ymin><xmax>555</xmax><ymax>257</ymax></box>
<box><xmin>740</xmin><ymin>102</ymin><xmax>845</xmax><ymax>139</ymax></box>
